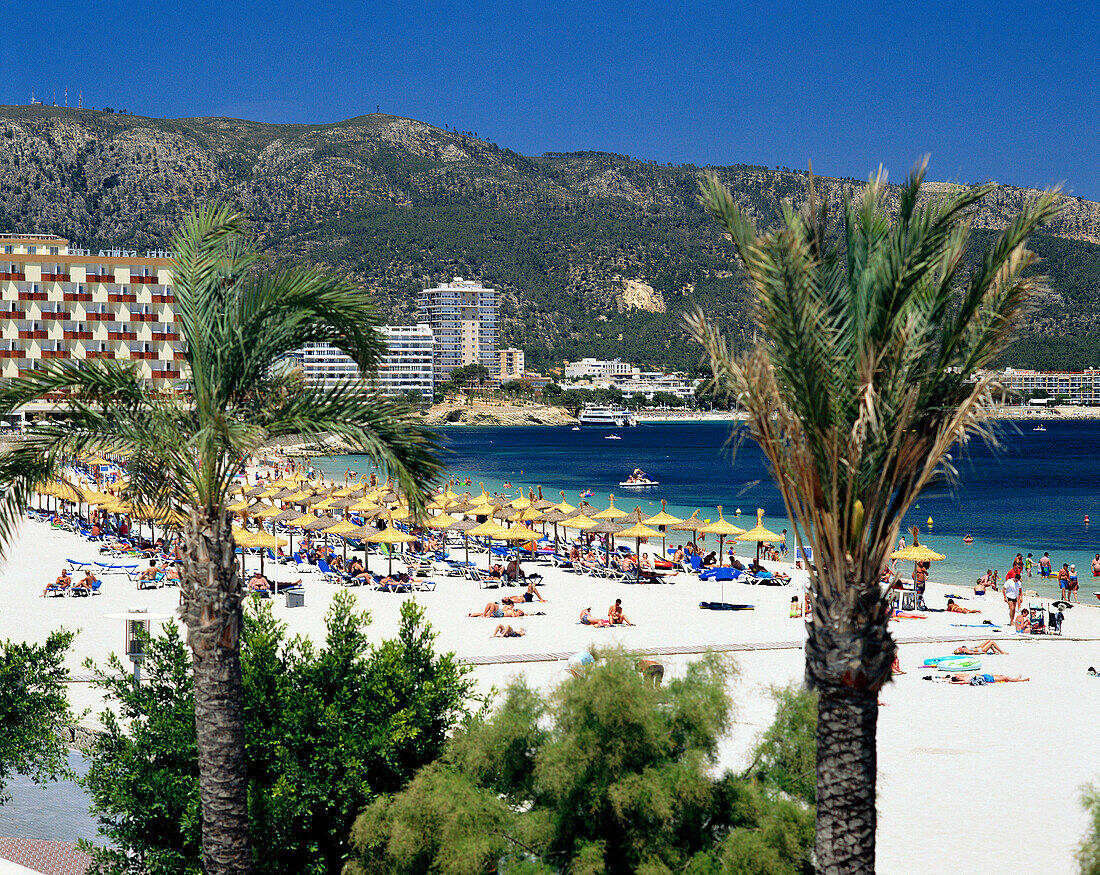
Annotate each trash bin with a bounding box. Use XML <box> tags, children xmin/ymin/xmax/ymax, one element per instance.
<box><xmin>285</xmin><ymin>588</ymin><xmax>305</xmax><ymax>608</ymax></box>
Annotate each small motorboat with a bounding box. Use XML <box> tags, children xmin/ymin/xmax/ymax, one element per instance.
<box><xmin>571</xmin><ymin>426</ymin><xmax>580</xmax><ymax>431</ymax></box>
<box><xmin>1034</xmin><ymin>424</ymin><xmax>1046</xmax><ymax>431</ymax></box>
<box><xmin>619</xmin><ymin>467</ymin><xmax>659</xmax><ymax>487</ymax></box>
<box><xmin>605</xmin><ymin>434</ymin><xmax>622</xmax><ymax>440</ymax></box>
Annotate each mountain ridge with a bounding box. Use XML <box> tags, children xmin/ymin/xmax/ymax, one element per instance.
<box><xmin>2</xmin><ymin>107</ymin><xmax>1098</xmax><ymax>372</ymax></box>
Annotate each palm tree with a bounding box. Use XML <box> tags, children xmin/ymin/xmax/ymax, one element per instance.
<box><xmin>687</xmin><ymin>162</ymin><xmax>1058</xmax><ymax>874</ymax></box>
<box><xmin>0</xmin><ymin>207</ymin><xmax>443</xmax><ymax>875</ymax></box>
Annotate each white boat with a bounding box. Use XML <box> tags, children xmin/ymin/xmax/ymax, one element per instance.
<box><xmin>570</xmin><ymin>426</ymin><xmax>580</xmax><ymax>431</ymax></box>
<box><xmin>619</xmin><ymin>467</ymin><xmax>658</xmax><ymax>487</ymax></box>
<box><xmin>1034</xmin><ymin>424</ymin><xmax>1046</xmax><ymax>431</ymax></box>
<box><xmin>578</xmin><ymin>406</ymin><xmax>637</xmax><ymax>427</ymax></box>
<box><xmin>605</xmin><ymin>434</ymin><xmax>622</xmax><ymax>440</ymax></box>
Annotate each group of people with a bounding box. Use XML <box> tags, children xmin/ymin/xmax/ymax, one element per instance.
<box><xmin>43</xmin><ymin>567</ymin><xmax>99</xmax><ymax>597</ymax></box>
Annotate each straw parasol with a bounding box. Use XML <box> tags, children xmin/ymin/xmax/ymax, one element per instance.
<box><xmin>670</xmin><ymin>510</ymin><xmax>704</xmax><ymax>550</ymax></box>
<box><xmin>643</xmin><ymin>499</ymin><xmax>684</xmax><ymax>559</ymax></box>
<box><xmin>250</xmin><ymin>504</ymin><xmax>282</xmax><ymax>520</ymax></box>
<box><xmin>735</xmin><ymin>509</ymin><xmax>785</xmax><ymax>562</ymax></box>
<box><xmin>446</xmin><ymin>517</ymin><xmax>479</xmax><ymax>567</ymax></box>
<box><xmin>324</xmin><ymin>519</ymin><xmax>362</xmax><ymax>563</ymax></box>
<box><xmin>616</xmin><ymin>519</ymin><xmax>662</xmax><ymax>583</ymax></box>
<box><xmin>426</xmin><ymin>512</ymin><xmax>458</xmax><ymax>530</ymax></box>
<box><xmin>538</xmin><ymin>507</ymin><xmax>571</xmax><ymax>553</ymax></box>
<box><xmin>592</xmin><ymin>495</ymin><xmax>626</xmax><ymax>521</ymax></box>
<box><xmin>555</xmin><ymin>491</ymin><xmax>576</xmax><ymax>514</ymax></box>
<box><xmin>531</xmin><ymin>487</ymin><xmax>557</xmax><ymax>511</ymax></box>
<box><xmin>700</xmin><ymin>506</ymin><xmax>747</xmax><ymax>566</ymax></box>
<box><xmin>363</xmin><ymin>514</ymin><xmax>418</xmax><ymax>575</ymax></box>
<box><xmin>587</xmin><ymin>518</ymin><xmax>624</xmax><ymax>566</ymax></box>
<box><xmin>891</xmin><ymin>525</ymin><xmax>946</xmax><ymax>585</ymax></box>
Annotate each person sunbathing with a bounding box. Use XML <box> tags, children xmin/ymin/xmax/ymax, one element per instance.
<box><xmin>44</xmin><ymin>568</ymin><xmax>72</xmax><ymax>596</ymax></box>
<box><xmin>248</xmin><ymin>571</ymin><xmax>271</xmax><ymax>595</ymax></box>
<box><xmin>945</xmin><ymin>599</ymin><xmax>980</xmax><ymax>614</ymax></box>
<box><xmin>81</xmin><ymin>570</ymin><xmax>99</xmax><ymax>590</ymax></box>
<box><xmin>137</xmin><ymin>559</ymin><xmax>160</xmax><ymax>588</ymax></box>
<box><xmin>487</xmin><ymin>564</ymin><xmax>504</xmax><ymax>581</ymax></box>
<box><xmin>505</xmin><ymin>558</ymin><xmax>526</xmax><ymax>582</ymax></box>
<box><xmin>1012</xmin><ymin>608</ymin><xmax>1031</xmax><ymax>632</ymax></box>
<box><xmin>954</xmin><ymin>640</ymin><xmax>1007</xmax><ymax>655</ymax></box>
<box><xmin>579</xmin><ymin>606</ymin><xmax>610</xmax><ymax>627</ymax></box>
<box><xmin>608</xmin><ymin>599</ymin><xmax>634</xmax><ymax>626</ymax></box>
<box><xmin>492</xmin><ymin>624</ymin><xmax>525</xmax><ymax>638</ymax></box>
<box><xmin>503</xmin><ymin>581</ymin><xmax>546</xmax><ymax>605</ymax></box>
<box><xmin>950</xmin><ymin>673</ymin><xmax>1029</xmax><ymax>684</ymax></box>
<box><xmin>469</xmin><ymin>601</ymin><xmax>523</xmax><ymax>618</ymax></box>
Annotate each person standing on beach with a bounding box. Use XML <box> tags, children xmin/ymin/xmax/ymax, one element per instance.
<box><xmin>1003</xmin><ymin>571</ymin><xmax>1021</xmax><ymax>624</ymax></box>
<box><xmin>1040</xmin><ymin>552</ymin><xmax>1052</xmax><ymax>578</ymax></box>
<box><xmin>1091</xmin><ymin>553</ymin><xmax>1100</xmax><ymax>577</ymax></box>
<box><xmin>1025</xmin><ymin>553</ymin><xmax>1034</xmax><ymax>578</ymax></box>
<box><xmin>1068</xmin><ymin>564</ymin><xmax>1080</xmax><ymax>603</ymax></box>
<box><xmin>1058</xmin><ymin>563</ymin><xmax>1070</xmax><ymax>599</ymax></box>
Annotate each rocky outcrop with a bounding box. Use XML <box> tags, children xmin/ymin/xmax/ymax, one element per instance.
<box><xmin>420</xmin><ymin>402</ymin><xmax>576</xmax><ymax>426</ymax></box>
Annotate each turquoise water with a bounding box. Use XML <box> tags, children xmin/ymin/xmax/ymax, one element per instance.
<box><xmin>312</xmin><ymin>419</ymin><xmax>1100</xmax><ymax>602</ymax></box>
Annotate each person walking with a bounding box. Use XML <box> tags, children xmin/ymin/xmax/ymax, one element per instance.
<box><xmin>1058</xmin><ymin>563</ymin><xmax>1070</xmax><ymax>600</ymax></box>
<box><xmin>1068</xmin><ymin>564</ymin><xmax>1080</xmax><ymax>603</ymax></box>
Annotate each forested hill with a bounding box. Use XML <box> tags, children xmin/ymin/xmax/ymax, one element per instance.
<box><xmin>2</xmin><ymin>107</ymin><xmax>1099</xmax><ymax>372</ymax></box>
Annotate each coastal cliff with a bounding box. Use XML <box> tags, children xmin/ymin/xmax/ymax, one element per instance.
<box><xmin>419</xmin><ymin>402</ymin><xmax>576</xmax><ymax>426</ymax></box>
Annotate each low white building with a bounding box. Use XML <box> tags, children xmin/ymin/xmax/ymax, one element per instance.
<box><xmin>293</xmin><ymin>324</ymin><xmax>435</xmax><ymax>401</ymax></box>
<box><xmin>563</xmin><ymin>357</ymin><xmax>638</xmax><ymax>380</ymax></box>
<box><xmin>1002</xmin><ymin>368</ymin><xmax>1100</xmax><ymax>404</ymax></box>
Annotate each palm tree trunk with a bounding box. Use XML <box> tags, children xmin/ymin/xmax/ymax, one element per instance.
<box><xmin>814</xmin><ymin>683</ymin><xmax>878</xmax><ymax>875</ymax></box>
<box><xmin>180</xmin><ymin>509</ymin><xmax>252</xmax><ymax>875</ymax></box>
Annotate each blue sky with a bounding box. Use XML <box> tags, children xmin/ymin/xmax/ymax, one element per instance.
<box><xmin>3</xmin><ymin>0</ymin><xmax>1097</xmax><ymax>199</ymax></box>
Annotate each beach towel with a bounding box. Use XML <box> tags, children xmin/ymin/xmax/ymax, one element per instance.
<box><xmin>699</xmin><ymin>601</ymin><xmax>754</xmax><ymax>611</ymax></box>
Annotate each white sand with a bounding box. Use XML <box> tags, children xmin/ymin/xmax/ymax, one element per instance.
<box><xmin>2</xmin><ymin>518</ymin><xmax>1099</xmax><ymax>874</ymax></box>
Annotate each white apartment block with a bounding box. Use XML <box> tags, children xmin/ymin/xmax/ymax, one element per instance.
<box><xmin>497</xmin><ymin>347</ymin><xmax>525</xmax><ymax>382</ymax></box>
<box><xmin>417</xmin><ymin>277</ymin><xmax>497</xmax><ymax>382</ymax></box>
<box><xmin>1002</xmin><ymin>368</ymin><xmax>1100</xmax><ymax>404</ymax></box>
<box><xmin>563</xmin><ymin>357</ymin><xmax>638</xmax><ymax>380</ymax></box>
<box><xmin>294</xmin><ymin>325</ymin><xmax>435</xmax><ymax>401</ymax></box>
<box><xmin>0</xmin><ymin>234</ymin><xmax>182</xmax><ymax>388</ymax></box>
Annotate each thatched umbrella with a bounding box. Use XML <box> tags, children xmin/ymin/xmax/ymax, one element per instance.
<box><xmin>467</xmin><ymin>518</ymin><xmax>515</xmax><ymax>567</ymax></box>
<box><xmin>538</xmin><ymin>507</ymin><xmax>570</xmax><ymax>553</ymax></box>
<box><xmin>700</xmin><ymin>506</ymin><xmax>747</xmax><ymax>567</ymax></box>
<box><xmin>670</xmin><ymin>510</ymin><xmax>704</xmax><ymax>552</ymax></box>
<box><xmin>587</xmin><ymin>518</ymin><xmax>624</xmax><ymax>566</ymax></box>
<box><xmin>363</xmin><ymin>514</ymin><xmax>418</xmax><ymax>575</ymax></box>
<box><xmin>735</xmin><ymin>509</ymin><xmax>785</xmax><ymax>562</ymax></box>
<box><xmin>447</xmin><ymin>517</ymin><xmax>480</xmax><ymax>567</ymax></box>
<box><xmin>616</xmin><ymin>519</ymin><xmax>663</xmax><ymax>583</ymax></box>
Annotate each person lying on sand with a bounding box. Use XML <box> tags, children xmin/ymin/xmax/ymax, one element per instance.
<box><xmin>469</xmin><ymin>602</ymin><xmax>525</xmax><ymax>618</ymax></box>
<box><xmin>954</xmin><ymin>640</ymin><xmax>1006</xmax><ymax>655</ymax></box>
<box><xmin>579</xmin><ymin>606</ymin><xmax>610</xmax><ymax>627</ymax></box>
<box><xmin>503</xmin><ymin>581</ymin><xmax>545</xmax><ymax>604</ymax></box>
<box><xmin>923</xmin><ymin>673</ymin><xmax>1030</xmax><ymax>684</ymax></box>
<box><xmin>945</xmin><ymin>599</ymin><xmax>981</xmax><ymax>614</ymax></box>
<box><xmin>492</xmin><ymin>624</ymin><xmax>525</xmax><ymax>638</ymax></box>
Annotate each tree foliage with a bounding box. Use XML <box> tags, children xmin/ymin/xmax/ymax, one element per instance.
<box><xmin>81</xmin><ymin>593</ymin><xmax>475</xmax><ymax>875</ymax></box>
<box><xmin>0</xmin><ymin>630</ymin><xmax>74</xmax><ymax>804</ymax></box>
<box><xmin>1081</xmin><ymin>783</ymin><xmax>1100</xmax><ymax>875</ymax></box>
<box><xmin>688</xmin><ymin>161</ymin><xmax>1060</xmax><ymax>873</ymax></box>
<box><xmin>347</xmin><ymin>651</ymin><xmax>814</xmax><ymax>875</ymax></box>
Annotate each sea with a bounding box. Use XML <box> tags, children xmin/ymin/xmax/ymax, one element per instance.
<box><xmin>311</xmin><ymin>418</ymin><xmax>1100</xmax><ymax>602</ymax></box>
<box><xmin>5</xmin><ymin>417</ymin><xmax>1098</xmax><ymax>845</ymax></box>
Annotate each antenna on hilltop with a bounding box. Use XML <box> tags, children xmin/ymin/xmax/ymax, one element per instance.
<box><xmin>78</xmin><ymin>90</ymin><xmax>83</xmax><ymax>109</ymax></box>
<box><xmin>65</xmin><ymin>87</ymin><xmax>68</xmax><ymax>107</ymax></box>
<box><xmin>31</xmin><ymin>89</ymin><xmax>39</xmax><ymax>105</ymax></box>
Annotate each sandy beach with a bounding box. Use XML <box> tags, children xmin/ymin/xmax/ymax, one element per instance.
<box><xmin>2</xmin><ymin>516</ymin><xmax>1099</xmax><ymax>874</ymax></box>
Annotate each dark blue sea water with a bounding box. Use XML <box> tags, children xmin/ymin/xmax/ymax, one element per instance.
<box><xmin>316</xmin><ymin>418</ymin><xmax>1100</xmax><ymax>600</ymax></box>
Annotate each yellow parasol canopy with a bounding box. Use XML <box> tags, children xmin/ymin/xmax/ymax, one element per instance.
<box><xmin>891</xmin><ymin>528</ymin><xmax>946</xmax><ymax>562</ymax></box>
<box><xmin>467</xmin><ymin>518</ymin><xmax>514</xmax><ymax>539</ymax></box>
<box><xmin>562</xmin><ymin>512</ymin><xmax>597</xmax><ymax>530</ymax></box>
<box><xmin>503</xmin><ymin>522</ymin><xmax>538</xmax><ymax>541</ymax></box>
<box><xmin>616</xmin><ymin>521</ymin><xmax>662</xmax><ymax>540</ymax></box>
<box><xmin>323</xmin><ymin>520</ymin><xmax>361</xmax><ymax>536</ymax></box>
<box><xmin>426</xmin><ymin>513</ymin><xmax>458</xmax><ymax>530</ymax></box>
<box><xmin>249</xmin><ymin>504</ymin><xmax>282</xmax><ymax>519</ymax></box>
<box><xmin>555</xmin><ymin>491</ymin><xmax>576</xmax><ymax>514</ymax></box>
<box><xmin>735</xmin><ymin>509</ymin><xmax>784</xmax><ymax>543</ymax></box>
<box><xmin>592</xmin><ymin>495</ymin><xmax>625</xmax><ymax>521</ymax></box>
<box><xmin>645</xmin><ymin>500</ymin><xmax>683</xmax><ymax>527</ymax></box>
<box><xmin>514</xmin><ymin>505</ymin><xmax>544</xmax><ymax>522</ymax></box>
<box><xmin>363</xmin><ymin>523</ymin><xmax>418</xmax><ymax>545</ymax></box>
<box><xmin>701</xmin><ymin>506</ymin><xmax>746</xmax><ymax>537</ymax></box>
<box><xmin>287</xmin><ymin>514</ymin><xmax>320</xmax><ymax>528</ymax></box>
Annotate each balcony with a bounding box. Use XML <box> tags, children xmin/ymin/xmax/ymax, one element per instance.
<box><xmin>0</xmin><ymin>308</ymin><xmax>27</xmax><ymax>319</ymax></box>
<box><xmin>130</xmin><ymin>275</ymin><xmax>158</xmax><ymax>284</ymax></box>
<box><xmin>85</xmin><ymin>273</ymin><xmax>113</xmax><ymax>283</ymax></box>
<box><xmin>107</xmin><ymin>330</ymin><xmax>137</xmax><ymax>341</ymax></box>
<box><xmin>85</xmin><ymin>312</ymin><xmax>111</xmax><ymax>322</ymax></box>
<box><xmin>108</xmin><ymin>292</ymin><xmax>137</xmax><ymax>303</ymax></box>
<box><xmin>41</xmin><ymin>349</ymin><xmax>70</xmax><ymax>359</ymax></box>
<box><xmin>152</xmin><ymin>369</ymin><xmax>182</xmax><ymax>380</ymax></box>
<box><xmin>151</xmin><ymin>293</ymin><xmax>175</xmax><ymax>304</ymax></box>
<box><xmin>0</xmin><ymin>272</ymin><xmax>27</xmax><ymax>282</ymax></box>
<box><xmin>0</xmin><ymin>349</ymin><xmax>25</xmax><ymax>359</ymax></box>
<box><xmin>129</xmin><ymin>312</ymin><xmax>156</xmax><ymax>322</ymax></box>
<box><xmin>85</xmin><ymin>350</ymin><xmax>114</xmax><ymax>360</ymax></box>
<box><xmin>129</xmin><ymin>350</ymin><xmax>158</xmax><ymax>360</ymax></box>
<box><xmin>40</xmin><ymin>273</ymin><xmax>71</xmax><ymax>282</ymax></box>
<box><xmin>17</xmin><ymin>290</ymin><xmax>48</xmax><ymax>301</ymax></box>
<box><xmin>18</xmin><ymin>330</ymin><xmax>48</xmax><ymax>340</ymax></box>
<box><xmin>63</xmin><ymin>330</ymin><xmax>93</xmax><ymax>340</ymax></box>
<box><xmin>63</xmin><ymin>291</ymin><xmax>93</xmax><ymax>302</ymax></box>
<box><xmin>151</xmin><ymin>331</ymin><xmax>180</xmax><ymax>342</ymax></box>
<box><xmin>41</xmin><ymin>311</ymin><xmax>71</xmax><ymax>321</ymax></box>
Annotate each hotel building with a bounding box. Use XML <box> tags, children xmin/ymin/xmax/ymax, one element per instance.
<box><xmin>417</xmin><ymin>277</ymin><xmax>497</xmax><ymax>383</ymax></box>
<box><xmin>0</xmin><ymin>234</ymin><xmax>182</xmax><ymax>388</ymax></box>
<box><xmin>1002</xmin><ymin>368</ymin><xmax>1100</xmax><ymax>405</ymax></box>
<box><xmin>293</xmin><ymin>324</ymin><xmax>435</xmax><ymax>401</ymax></box>
<box><xmin>497</xmin><ymin>347</ymin><xmax>525</xmax><ymax>382</ymax></box>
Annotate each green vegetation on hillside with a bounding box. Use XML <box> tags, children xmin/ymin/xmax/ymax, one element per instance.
<box><xmin>1</xmin><ymin>107</ymin><xmax>1098</xmax><ymax>372</ymax></box>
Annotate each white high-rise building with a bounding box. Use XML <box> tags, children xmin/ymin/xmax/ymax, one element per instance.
<box><xmin>417</xmin><ymin>277</ymin><xmax>497</xmax><ymax>383</ymax></box>
<box><xmin>293</xmin><ymin>324</ymin><xmax>435</xmax><ymax>401</ymax></box>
